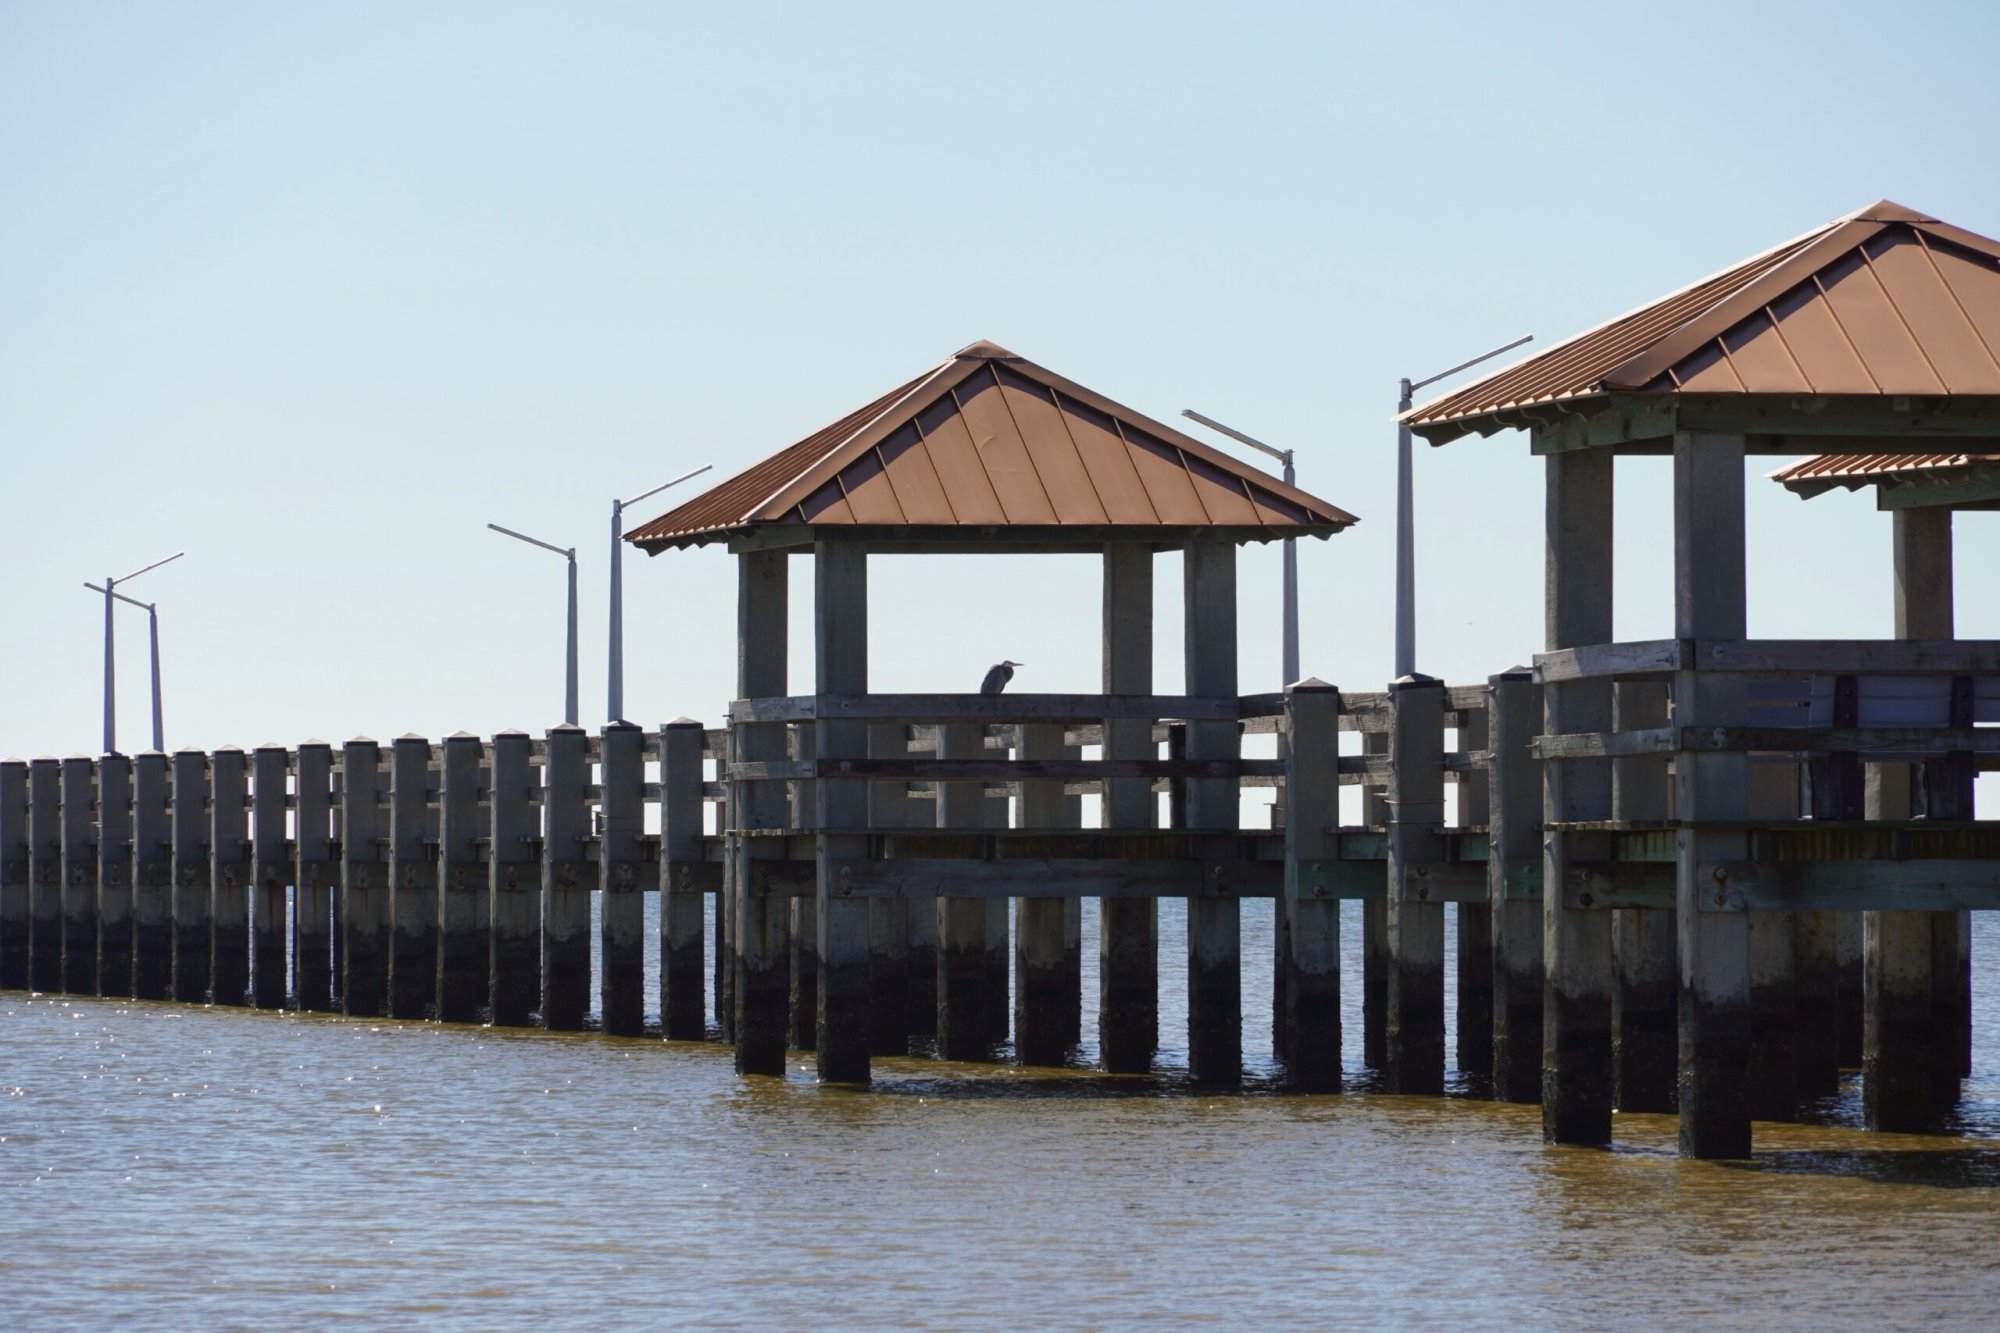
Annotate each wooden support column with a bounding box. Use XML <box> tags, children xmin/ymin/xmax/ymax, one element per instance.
<box><xmin>599</xmin><ymin>721</ymin><xmax>646</xmax><ymax>1036</ymax></box>
<box><xmin>1184</xmin><ymin>537</ymin><xmax>1241</xmax><ymax>1085</ymax></box>
<box><xmin>27</xmin><ymin>759</ymin><xmax>62</xmax><ymax>993</ymax></box>
<box><xmin>488</xmin><ymin>730</ymin><xmax>539</xmax><ymax>1026</ymax></box>
<box><xmin>813</xmin><ymin>538</ymin><xmax>872</xmax><ymax>1083</ymax></box>
<box><xmin>1864</xmin><ymin>506</ymin><xmax>1961</xmax><ymax>1130</ymax></box>
<box><xmin>60</xmin><ymin>756</ymin><xmax>98</xmax><ymax>995</ymax></box>
<box><xmin>1543</xmin><ymin>446</ymin><xmax>1615</xmax><ymax>1146</ymax></box>
<box><xmin>1673</xmin><ymin>432</ymin><xmax>1752</xmax><ymax>1159</ymax></box>
<box><xmin>1611</xmin><ymin>679</ymin><xmax>1674</xmax><ymax>1112</ymax></box>
<box><xmin>936</xmin><ymin>722</ymin><xmax>999</xmax><ymax>1060</ymax></box>
<box><xmin>249</xmin><ymin>746</ymin><xmax>287</xmax><ymax>1007</ymax></box>
<box><xmin>1794</xmin><ymin>909</ymin><xmax>1843</xmax><ymax>1098</ymax></box>
<box><xmin>292</xmin><ymin>742</ymin><xmax>334</xmax><ymax>1012</ymax></box>
<box><xmin>0</xmin><ymin>761</ymin><xmax>26</xmax><ymax>990</ymax></box>
<box><xmin>660</xmin><ymin>719</ymin><xmax>708</xmax><ymax>1040</ymax></box>
<box><xmin>732</xmin><ymin>549</ymin><xmax>790</xmax><ymax>1075</ymax></box>
<box><xmin>865</xmin><ymin>723</ymin><xmax>918</xmax><ymax>1054</ymax></box>
<box><xmin>541</xmin><ymin>725</ymin><xmax>590</xmax><ymax>1031</ymax></box>
<box><xmin>1909</xmin><ymin>514</ymin><xmax>1973</xmax><ymax>1085</ymax></box>
<box><xmin>1455</xmin><ymin>702</ymin><xmax>1492</xmax><ymax>1078</ymax></box>
<box><xmin>1487</xmin><ymin>669</ymin><xmax>1542</xmax><ymax>1104</ymax></box>
<box><xmin>208</xmin><ymin>748</ymin><xmax>250</xmax><ymax>1006</ymax></box>
<box><xmin>386</xmin><ymin>737</ymin><xmax>435</xmax><ymax>1020</ymax></box>
<box><xmin>96</xmin><ymin>754</ymin><xmax>133</xmax><ymax>997</ymax></box>
<box><xmin>1835</xmin><ymin>912</ymin><xmax>1864</xmax><ymax>1067</ymax></box>
<box><xmin>1100</xmin><ymin>543</ymin><xmax>1157</xmax><ymax>1073</ymax></box>
<box><xmin>131</xmin><ymin>753</ymin><xmax>172</xmax><ymax>1000</ymax></box>
<box><xmin>1015</xmin><ymin>720</ymin><xmax>1079</xmax><ymax>1066</ymax></box>
<box><xmin>340</xmin><ymin>739</ymin><xmax>387</xmax><ymax>1017</ymax></box>
<box><xmin>1281</xmin><ymin>679</ymin><xmax>1341</xmax><ymax>1088</ymax></box>
<box><xmin>171</xmin><ymin>750</ymin><xmax>211</xmax><ymax>1004</ymax></box>
<box><xmin>436</xmin><ymin>733</ymin><xmax>486</xmax><ymax>1023</ymax></box>
<box><xmin>1386</xmin><ymin>675</ymin><xmax>1446</xmax><ymax>1093</ymax></box>
<box><xmin>1360</xmin><ymin>730</ymin><xmax>1389</xmax><ymax>1068</ymax></box>
<box><xmin>787</xmin><ymin>723</ymin><xmax>818</xmax><ymax>1052</ymax></box>
<box><xmin>1746</xmin><ymin>762</ymin><xmax>1802</xmax><ymax>1121</ymax></box>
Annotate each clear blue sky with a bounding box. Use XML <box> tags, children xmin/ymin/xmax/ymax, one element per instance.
<box><xmin>4</xmin><ymin>0</ymin><xmax>1998</xmax><ymax>758</ymax></box>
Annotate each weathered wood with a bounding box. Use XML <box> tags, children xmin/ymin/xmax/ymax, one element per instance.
<box><xmin>936</xmin><ymin>720</ymin><xmax>1004</xmax><ymax>1061</ymax></box>
<box><xmin>1184</xmin><ymin>537</ymin><xmax>1240</xmax><ymax>1086</ymax></box>
<box><xmin>813</xmin><ymin>538</ymin><xmax>872</xmax><ymax>1083</ymax></box>
<box><xmin>599</xmin><ymin>722</ymin><xmax>646</xmax><ymax>1036</ymax></box>
<box><xmin>660</xmin><ymin>720</ymin><xmax>708</xmax><ymax>1040</ymax></box>
<box><xmin>541</xmin><ymin>726</ymin><xmax>591</xmax><ymax>1032</ymax></box>
<box><xmin>1281</xmin><ymin>680</ymin><xmax>1341</xmax><ymax>1089</ymax></box>
<box><xmin>249</xmin><ymin>747</ymin><xmax>288</xmax><ymax>1007</ymax></box>
<box><xmin>728</xmin><ymin>692</ymin><xmax>1282</xmax><ymax>725</ymax></box>
<box><xmin>733</xmin><ymin>549</ymin><xmax>790</xmax><ymax>1075</ymax></box>
<box><xmin>1610</xmin><ymin>679</ymin><xmax>1674</xmax><ymax>1114</ymax></box>
<box><xmin>436</xmin><ymin>733</ymin><xmax>486</xmax><ymax>1023</ymax></box>
<box><xmin>1099</xmin><ymin>542</ymin><xmax>1157</xmax><ymax>1074</ymax></box>
<box><xmin>786</xmin><ymin>724</ymin><xmax>818</xmax><ymax>1051</ymax></box>
<box><xmin>1487</xmin><ymin>669</ymin><xmax>1543</xmax><ymax>1104</ymax></box>
<box><xmin>1543</xmin><ymin>447</ymin><xmax>1616</xmax><ymax>1146</ymax></box>
<box><xmin>95</xmin><ymin>754</ymin><xmax>133</xmax><ymax>998</ymax></box>
<box><xmin>340</xmin><ymin>740</ymin><xmax>386</xmax><ymax>1017</ymax></box>
<box><xmin>387</xmin><ymin>737</ymin><xmax>436</xmax><ymax>1021</ymax></box>
<box><xmin>60</xmin><ymin>756</ymin><xmax>98</xmax><ymax>995</ymax></box>
<box><xmin>1014</xmin><ymin>721</ymin><xmax>1079</xmax><ymax>1066</ymax></box>
<box><xmin>1678</xmin><ymin>725</ymin><xmax>2000</xmax><ymax>756</ymax></box>
<box><xmin>1455</xmin><ymin>700</ymin><xmax>1492</xmax><ymax>1079</ymax></box>
<box><xmin>1795</xmin><ymin>908</ymin><xmax>1843</xmax><ymax>1097</ymax></box>
<box><xmin>207</xmin><ymin>749</ymin><xmax>250</xmax><ymax>1006</ymax></box>
<box><xmin>1745</xmin><ymin>763</ymin><xmax>1801</xmax><ymax>1122</ymax></box>
<box><xmin>1696</xmin><ymin>638</ymin><xmax>2000</xmax><ymax>675</ymax></box>
<box><xmin>0</xmin><ymin>761</ymin><xmax>28</xmax><ymax>990</ymax></box>
<box><xmin>866</xmin><ymin>721</ymin><xmax>922</xmax><ymax>1052</ymax></box>
<box><xmin>170</xmin><ymin>750</ymin><xmax>211</xmax><ymax>1004</ymax></box>
<box><xmin>1387</xmin><ymin>676</ymin><xmax>1446</xmax><ymax>1094</ymax></box>
<box><xmin>292</xmin><ymin>742</ymin><xmax>335</xmax><ymax>1012</ymax></box>
<box><xmin>728</xmin><ymin>756</ymin><xmax>1287</xmax><ymax>783</ymax></box>
<box><xmin>1533</xmin><ymin>639</ymin><xmax>1687</xmax><ymax>683</ymax></box>
<box><xmin>1673</xmin><ymin>431</ymin><xmax>1753</xmax><ymax>1159</ymax></box>
<box><xmin>1360</xmin><ymin>731</ymin><xmax>1388</xmax><ymax>1068</ymax></box>
<box><xmin>1532</xmin><ymin>728</ymin><xmax>1675</xmax><ymax>760</ymax></box>
<box><xmin>488</xmin><ymin>730</ymin><xmax>539</xmax><ymax>1026</ymax></box>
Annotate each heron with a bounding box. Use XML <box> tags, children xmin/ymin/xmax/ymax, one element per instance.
<box><xmin>980</xmin><ymin>660</ymin><xmax>1023</xmax><ymax>695</ymax></box>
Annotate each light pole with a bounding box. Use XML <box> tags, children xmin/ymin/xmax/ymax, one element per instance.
<box><xmin>488</xmin><ymin>522</ymin><xmax>579</xmax><ymax>726</ymax></box>
<box><xmin>94</xmin><ymin>551</ymin><xmax>183</xmax><ymax>753</ymax></box>
<box><xmin>608</xmin><ymin>464</ymin><xmax>711</xmax><ymax>723</ymax></box>
<box><xmin>1182</xmin><ymin>410</ymin><xmax>1300</xmax><ymax>690</ymax></box>
<box><xmin>1396</xmin><ymin>334</ymin><xmax>1534</xmax><ymax>678</ymax></box>
<box><xmin>84</xmin><ymin>581</ymin><xmax>168</xmax><ymax>752</ymax></box>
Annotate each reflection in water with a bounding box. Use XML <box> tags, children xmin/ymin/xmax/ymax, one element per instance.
<box><xmin>1</xmin><ymin>908</ymin><xmax>1995</xmax><ymax>1326</ymax></box>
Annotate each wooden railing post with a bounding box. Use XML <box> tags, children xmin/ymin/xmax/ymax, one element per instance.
<box><xmin>1455</xmin><ymin>697</ymin><xmax>1492</xmax><ymax>1078</ymax></box>
<box><xmin>436</xmin><ymin>733</ymin><xmax>486</xmax><ymax>1023</ymax></box>
<box><xmin>1014</xmin><ymin>720</ymin><xmax>1078</xmax><ymax>1066</ymax></box>
<box><xmin>250</xmin><ymin>746</ymin><xmax>288</xmax><ymax>1007</ymax></box>
<box><xmin>292</xmin><ymin>742</ymin><xmax>335</xmax><ymax>1012</ymax></box>
<box><xmin>208</xmin><ymin>747</ymin><xmax>249</xmax><ymax>1006</ymax></box>
<box><xmin>732</xmin><ymin>549</ymin><xmax>790</xmax><ymax>1076</ymax></box>
<box><xmin>787</xmin><ymin>722</ymin><xmax>818</xmax><ymax>1052</ymax></box>
<box><xmin>1386</xmin><ymin>675</ymin><xmax>1446</xmax><ymax>1094</ymax></box>
<box><xmin>660</xmin><ymin>719</ymin><xmax>708</xmax><ymax>1040</ymax></box>
<box><xmin>488</xmin><ymin>730</ymin><xmax>539</xmax><ymax>1026</ymax></box>
<box><xmin>60</xmin><ymin>755</ymin><xmax>98</xmax><ymax>995</ymax></box>
<box><xmin>0</xmin><ymin>760</ymin><xmax>26</xmax><ymax>989</ymax></box>
<box><xmin>935</xmin><ymin>721</ymin><xmax>999</xmax><ymax>1060</ymax></box>
<box><xmin>96</xmin><ymin>753</ymin><xmax>133</xmax><ymax>998</ymax></box>
<box><xmin>170</xmin><ymin>749</ymin><xmax>211</xmax><ymax>1004</ymax></box>
<box><xmin>386</xmin><ymin>736</ymin><xmax>437</xmax><ymax>1020</ymax></box>
<box><xmin>599</xmin><ymin>721</ymin><xmax>646</xmax><ymax>1036</ymax></box>
<box><xmin>1486</xmin><ymin>668</ymin><xmax>1542</xmax><ymax>1103</ymax></box>
<box><xmin>542</xmin><ymin>725</ymin><xmax>591</xmax><ymax>1031</ymax></box>
<box><xmin>864</xmin><ymin>722</ymin><xmax>918</xmax><ymax>1054</ymax></box>
<box><xmin>1611</xmin><ymin>679</ymin><xmax>1674</xmax><ymax>1113</ymax></box>
<box><xmin>340</xmin><ymin>738</ymin><xmax>387</xmax><ymax>1017</ymax></box>
<box><xmin>812</xmin><ymin>537</ymin><xmax>872</xmax><ymax>1084</ymax></box>
<box><xmin>1183</xmin><ymin>536</ymin><xmax>1240</xmax><ymax>1086</ymax></box>
<box><xmin>1360</xmin><ymin>728</ymin><xmax>1389</xmax><ymax>1068</ymax></box>
<box><xmin>1281</xmin><ymin>678</ymin><xmax>1341</xmax><ymax>1089</ymax></box>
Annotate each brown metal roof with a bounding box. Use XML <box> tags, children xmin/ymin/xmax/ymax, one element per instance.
<box><xmin>627</xmin><ymin>341</ymin><xmax>1358</xmax><ymax>551</ymax></box>
<box><xmin>1406</xmin><ymin>201</ymin><xmax>2000</xmax><ymax>443</ymax></box>
<box><xmin>1771</xmin><ymin>451</ymin><xmax>2000</xmax><ymax>499</ymax></box>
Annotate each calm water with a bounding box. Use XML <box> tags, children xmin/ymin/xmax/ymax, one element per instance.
<box><xmin>5</xmin><ymin>902</ymin><xmax>1998</xmax><ymax>1329</ymax></box>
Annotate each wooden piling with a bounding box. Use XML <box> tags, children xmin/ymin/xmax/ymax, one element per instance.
<box><xmin>1099</xmin><ymin>543</ymin><xmax>1157</xmax><ymax>1074</ymax></box>
<box><xmin>1543</xmin><ymin>447</ymin><xmax>1615</xmax><ymax>1146</ymax></box>
<box><xmin>96</xmin><ymin>754</ymin><xmax>133</xmax><ymax>997</ymax></box>
<box><xmin>60</xmin><ymin>756</ymin><xmax>97</xmax><ymax>994</ymax></box>
<box><xmin>812</xmin><ymin>538</ymin><xmax>872</xmax><ymax>1084</ymax></box>
<box><xmin>436</xmin><ymin>733</ymin><xmax>486</xmax><ymax>1023</ymax></box>
<box><xmin>865</xmin><ymin>721</ymin><xmax>919</xmax><ymax>1055</ymax></box>
<box><xmin>1454</xmin><ymin>702</ymin><xmax>1492</xmax><ymax>1079</ymax></box>
<box><xmin>1386</xmin><ymin>675</ymin><xmax>1446</xmax><ymax>1094</ymax></box>
<box><xmin>599</xmin><ymin>721</ymin><xmax>646</xmax><ymax>1036</ymax></box>
<box><xmin>340</xmin><ymin>739</ymin><xmax>388</xmax><ymax>1017</ymax></box>
<box><xmin>250</xmin><ymin>746</ymin><xmax>288</xmax><ymax>1007</ymax></box>
<box><xmin>1610</xmin><ymin>679</ymin><xmax>1674</xmax><ymax>1113</ymax></box>
<box><xmin>1184</xmin><ymin>537</ymin><xmax>1240</xmax><ymax>1085</ymax></box>
<box><xmin>1672</xmin><ymin>433</ymin><xmax>1753</xmax><ymax>1159</ymax></box>
<box><xmin>1745</xmin><ymin>763</ymin><xmax>1801</xmax><ymax>1121</ymax></box>
<box><xmin>1281</xmin><ymin>679</ymin><xmax>1341</xmax><ymax>1089</ymax></box>
<box><xmin>787</xmin><ymin>724</ymin><xmax>818</xmax><ymax>1052</ymax></box>
<box><xmin>292</xmin><ymin>742</ymin><xmax>335</xmax><ymax>1012</ymax></box>
<box><xmin>659</xmin><ymin>719</ymin><xmax>708</xmax><ymax>1040</ymax></box>
<box><xmin>1360</xmin><ymin>731</ymin><xmax>1389</xmax><ymax>1069</ymax></box>
<box><xmin>1014</xmin><ymin>720</ymin><xmax>1079</xmax><ymax>1066</ymax></box>
<box><xmin>0</xmin><ymin>760</ymin><xmax>26</xmax><ymax>990</ymax></box>
<box><xmin>731</xmin><ymin>548</ymin><xmax>789</xmax><ymax>1075</ymax></box>
<box><xmin>937</xmin><ymin>721</ymin><xmax>1001</xmax><ymax>1061</ymax></box>
<box><xmin>541</xmin><ymin>725</ymin><xmax>591</xmax><ymax>1032</ymax></box>
<box><xmin>488</xmin><ymin>730</ymin><xmax>540</xmax><ymax>1026</ymax></box>
<box><xmin>1794</xmin><ymin>909</ymin><xmax>1843</xmax><ymax>1098</ymax></box>
<box><xmin>209</xmin><ymin>747</ymin><xmax>250</xmax><ymax>1006</ymax></box>
<box><xmin>132</xmin><ymin>753</ymin><xmax>171</xmax><ymax>1000</ymax></box>
<box><xmin>1486</xmin><ymin>669</ymin><xmax>1542</xmax><ymax>1104</ymax></box>
<box><xmin>170</xmin><ymin>750</ymin><xmax>210</xmax><ymax>1004</ymax></box>
<box><xmin>383</xmin><ymin>737</ymin><xmax>435</xmax><ymax>1020</ymax></box>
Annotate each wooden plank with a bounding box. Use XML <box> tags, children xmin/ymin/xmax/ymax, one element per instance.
<box><xmin>1697</xmin><ymin>638</ymin><xmax>2000</xmax><ymax>675</ymax></box>
<box><xmin>1533</xmin><ymin>727</ymin><xmax>1676</xmax><ymax>760</ymax></box>
<box><xmin>1700</xmin><ymin>859</ymin><xmax>2000</xmax><ymax>913</ymax></box>
<box><xmin>727</xmin><ymin>692</ymin><xmax>1280</xmax><ymax>724</ymax></box>
<box><xmin>728</xmin><ymin>756</ymin><xmax>1286</xmax><ymax>783</ymax></box>
<box><xmin>1532</xmin><ymin>639</ymin><xmax>1686</xmax><ymax>683</ymax></box>
<box><xmin>1679</xmin><ymin>725</ymin><xmax>2000</xmax><ymax>756</ymax></box>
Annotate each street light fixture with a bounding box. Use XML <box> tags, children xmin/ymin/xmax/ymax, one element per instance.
<box><xmin>84</xmin><ymin>581</ymin><xmax>167</xmax><ymax>752</ymax></box>
<box><xmin>488</xmin><ymin>522</ymin><xmax>579</xmax><ymax>726</ymax></box>
<box><xmin>94</xmin><ymin>551</ymin><xmax>183</xmax><ymax>753</ymax></box>
<box><xmin>1396</xmin><ymin>334</ymin><xmax>1533</xmax><ymax>678</ymax></box>
<box><xmin>608</xmin><ymin>464</ymin><xmax>711</xmax><ymax>723</ymax></box>
<box><xmin>1181</xmin><ymin>410</ymin><xmax>1300</xmax><ymax>691</ymax></box>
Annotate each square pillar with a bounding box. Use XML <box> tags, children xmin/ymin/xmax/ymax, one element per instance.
<box><xmin>60</xmin><ymin>756</ymin><xmax>99</xmax><ymax>995</ymax></box>
<box><xmin>487</xmin><ymin>730</ymin><xmax>540</xmax><ymax>1026</ymax></box>
<box><xmin>436</xmin><ymin>732</ymin><xmax>488</xmax><ymax>1023</ymax></box>
<box><xmin>813</xmin><ymin>538</ymin><xmax>872</xmax><ymax>1084</ymax></box>
<box><xmin>97</xmin><ymin>755</ymin><xmax>135</xmax><ymax>997</ymax></box>
<box><xmin>1611</xmin><ymin>679</ymin><xmax>1675</xmax><ymax>1112</ymax></box>
<box><xmin>1543</xmin><ymin>447</ymin><xmax>1616</xmax><ymax>1145</ymax></box>
<box><xmin>387</xmin><ymin>736</ymin><xmax>437</xmax><ymax>1021</ymax></box>
<box><xmin>1487</xmin><ymin>669</ymin><xmax>1543</xmax><ymax>1103</ymax></box>
<box><xmin>1099</xmin><ymin>543</ymin><xmax>1158</xmax><ymax>1073</ymax></box>
<box><xmin>866</xmin><ymin>722</ymin><xmax>923</xmax><ymax>1054</ymax></box>
<box><xmin>1361</xmin><ymin>730</ymin><xmax>1390</xmax><ymax>1068</ymax></box>
<box><xmin>659</xmin><ymin>719</ymin><xmax>709</xmax><ymax>1040</ymax></box>
<box><xmin>172</xmin><ymin>750</ymin><xmax>212</xmax><ymax>1004</ymax></box>
<box><xmin>1280</xmin><ymin>679</ymin><xmax>1341</xmax><ymax>1088</ymax></box>
<box><xmin>732</xmin><ymin>549</ymin><xmax>790</xmax><ymax>1076</ymax></box>
<box><xmin>1454</xmin><ymin>701</ymin><xmax>1492</xmax><ymax>1078</ymax></box>
<box><xmin>1183</xmin><ymin>537</ymin><xmax>1240</xmax><ymax>1085</ymax></box>
<box><xmin>598</xmin><ymin>721</ymin><xmax>647</xmax><ymax>1036</ymax></box>
<box><xmin>291</xmin><ymin>742</ymin><xmax>334</xmax><ymax>1012</ymax></box>
<box><xmin>0</xmin><ymin>761</ymin><xmax>24</xmax><ymax>990</ymax></box>
<box><xmin>1386</xmin><ymin>674</ymin><xmax>1446</xmax><ymax>1093</ymax></box>
<box><xmin>1014</xmin><ymin>721</ymin><xmax>1080</xmax><ymax>1066</ymax></box>
<box><xmin>936</xmin><ymin>722</ymin><xmax>1003</xmax><ymax>1060</ymax></box>
<box><xmin>541</xmin><ymin>725</ymin><xmax>592</xmax><ymax>1031</ymax></box>
<box><xmin>339</xmin><ymin>739</ymin><xmax>386</xmax><ymax>1017</ymax></box>
<box><xmin>249</xmin><ymin>746</ymin><xmax>288</xmax><ymax>1008</ymax></box>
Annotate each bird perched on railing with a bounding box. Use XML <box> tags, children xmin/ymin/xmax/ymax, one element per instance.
<box><xmin>980</xmin><ymin>660</ymin><xmax>1023</xmax><ymax>695</ymax></box>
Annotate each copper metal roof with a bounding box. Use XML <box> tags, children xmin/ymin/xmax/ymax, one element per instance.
<box><xmin>1771</xmin><ymin>451</ymin><xmax>2000</xmax><ymax>499</ymax></box>
<box><xmin>627</xmin><ymin>341</ymin><xmax>1358</xmax><ymax>551</ymax></box>
<box><xmin>1406</xmin><ymin>201</ymin><xmax>2000</xmax><ymax>443</ymax></box>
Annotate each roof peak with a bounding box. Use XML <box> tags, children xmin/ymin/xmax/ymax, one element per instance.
<box><xmin>953</xmin><ymin>339</ymin><xmax>1018</xmax><ymax>360</ymax></box>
